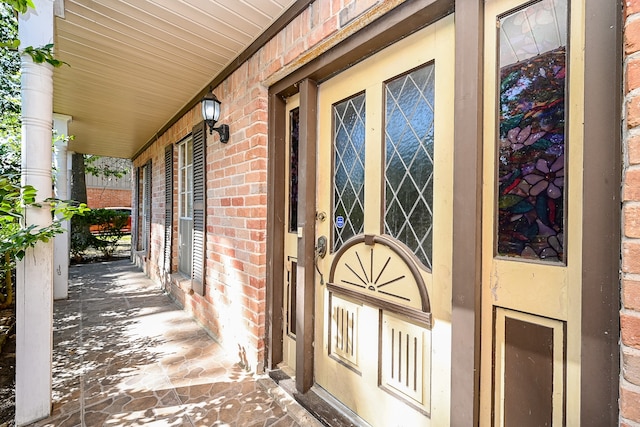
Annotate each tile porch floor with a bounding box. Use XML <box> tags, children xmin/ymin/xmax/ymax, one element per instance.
<box><xmin>26</xmin><ymin>259</ymin><xmax>321</xmax><ymax>427</ymax></box>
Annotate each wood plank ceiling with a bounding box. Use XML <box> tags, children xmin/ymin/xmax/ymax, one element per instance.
<box><xmin>53</xmin><ymin>0</ymin><xmax>296</xmax><ymax>159</ymax></box>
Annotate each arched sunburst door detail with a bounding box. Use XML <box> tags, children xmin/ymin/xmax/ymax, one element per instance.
<box><xmin>327</xmin><ymin>234</ymin><xmax>431</xmax><ymax>327</ymax></box>
<box><xmin>326</xmin><ymin>233</ymin><xmax>433</xmax><ymax>413</ymax></box>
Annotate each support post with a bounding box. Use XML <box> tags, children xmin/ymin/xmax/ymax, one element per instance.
<box><xmin>53</xmin><ymin>114</ymin><xmax>72</xmax><ymax>300</ymax></box>
<box><xmin>16</xmin><ymin>1</ymin><xmax>55</xmax><ymax>424</ymax></box>
<box><xmin>450</xmin><ymin>1</ymin><xmax>483</xmax><ymax>426</ymax></box>
<box><xmin>265</xmin><ymin>91</ymin><xmax>286</xmax><ymax>369</ymax></box>
<box><xmin>295</xmin><ymin>78</ymin><xmax>317</xmax><ymax>393</ymax></box>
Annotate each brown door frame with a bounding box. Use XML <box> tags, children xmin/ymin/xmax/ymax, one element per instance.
<box><xmin>265</xmin><ymin>0</ymin><xmax>620</xmax><ymax>424</ymax></box>
<box><xmin>266</xmin><ymin>90</ymin><xmax>286</xmax><ymax>370</ymax></box>
<box><xmin>581</xmin><ymin>0</ymin><xmax>621</xmax><ymax>425</ymax></box>
<box><xmin>451</xmin><ymin>1</ymin><xmax>483</xmax><ymax>425</ymax></box>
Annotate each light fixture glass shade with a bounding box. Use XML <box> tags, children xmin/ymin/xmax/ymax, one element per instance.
<box><xmin>201</xmin><ymin>93</ymin><xmax>221</xmax><ymax>123</ymax></box>
<box><xmin>201</xmin><ymin>91</ymin><xmax>229</xmax><ymax>143</ymax></box>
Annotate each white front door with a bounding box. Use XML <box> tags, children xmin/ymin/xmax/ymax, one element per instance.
<box><xmin>314</xmin><ymin>16</ymin><xmax>455</xmax><ymax>427</ymax></box>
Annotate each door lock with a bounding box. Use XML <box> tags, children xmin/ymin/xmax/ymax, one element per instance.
<box><xmin>315</xmin><ymin>236</ymin><xmax>327</xmax><ymax>285</ymax></box>
<box><xmin>315</xmin><ymin>236</ymin><xmax>327</xmax><ymax>259</ymax></box>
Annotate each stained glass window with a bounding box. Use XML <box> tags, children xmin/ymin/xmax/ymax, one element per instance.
<box><xmin>288</xmin><ymin>108</ymin><xmax>299</xmax><ymax>233</ymax></box>
<box><xmin>497</xmin><ymin>0</ymin><xmax>567</xmax><ymax>262</ymax></box>
<box><xmin>384</xmin><ymin>64</ymin><xmax>435</xmax><ymax>269</ymax></box>
<box><xmin>333</xmin><ymin>93</ymin><xmax>366</xmax><ymax>251</ymax></box>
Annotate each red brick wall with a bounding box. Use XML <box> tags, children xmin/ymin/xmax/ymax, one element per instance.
<box><xmin>624</xmin><ymin>1</ymin><xmax>640</xmax><ymax>424</ymax></box>
<box><xmin>132</xmin><ymin>0</ymin><xmax>404</xmax><ymax>373</ymax></box>
<box><xmin>86</xmin><ymin>188</ymin><xmax>131</xmax><ymax>209</ymax></box>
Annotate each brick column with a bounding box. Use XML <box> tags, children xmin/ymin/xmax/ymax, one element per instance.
<box><xmin>623</xmin><ymin>1</ymin><xmax>640</xmax><ymax>425</ymax></box>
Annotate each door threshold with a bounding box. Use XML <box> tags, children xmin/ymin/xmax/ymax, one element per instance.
<box><xmin>267</xmin><ymin>369</ymin><xmax>371</xmax><ymax>427</ymax></box>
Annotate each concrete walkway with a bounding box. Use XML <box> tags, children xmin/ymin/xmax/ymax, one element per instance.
<box><xmin>27</xmin><ymin>260</ymin><xmax>321</xmax><ymax>427</ymax></box>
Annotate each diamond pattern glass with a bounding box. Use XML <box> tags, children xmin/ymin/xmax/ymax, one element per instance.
<box><xmin>384</xmin><ymin>65</ymin><xmax>435</xmax><ymax>269</ymax></box>
<box><xmin>333</xmin><ymin>93</ymin><xmax>366</xmax><ymax>251</ymax></box>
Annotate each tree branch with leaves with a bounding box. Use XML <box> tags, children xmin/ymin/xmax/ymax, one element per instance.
<box><xmin>1</xmin><ymin>0</ymin><xmax>68</xmax><ymax>68</ymax></box>
<box><xmin>0</xmin><ymin>176</ymin><xmax>88</xmax><ymax>308</ymax></box>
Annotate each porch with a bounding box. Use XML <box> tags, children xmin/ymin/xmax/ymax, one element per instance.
<box><xmin>25</xmin><ymin>259</ymin><xmax>320</xmax><ymax>427</ymax></box>
<box><xmin>13</xmin><ymin>0</ymin><xmax>624</xmax><ymax>425</ymax></box>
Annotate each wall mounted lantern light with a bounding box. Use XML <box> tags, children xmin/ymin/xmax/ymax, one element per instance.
<box><xmin>201</xmin><ymin>91</ymin><xmax>229</xmax><ymax>143</ymax></box>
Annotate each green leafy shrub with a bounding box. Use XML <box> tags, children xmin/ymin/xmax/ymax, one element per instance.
<box><xmin>71</xmin><ymin>208</ymin><xmax>129</xmax><ymax>259</ymax></box>
<box><xmin>0</xmin><ymin>175</ymin><xmax>88</xmax><ymax>307</ymax></box>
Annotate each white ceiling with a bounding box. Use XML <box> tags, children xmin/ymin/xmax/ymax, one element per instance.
<box><xmin>53</xmin><ymin>0</ymin><xmax>297</xmax><ymax>159</ymax></box>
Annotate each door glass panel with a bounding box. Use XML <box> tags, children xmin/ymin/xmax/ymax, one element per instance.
<box><xmin>497</xmin><ymin>0</ymin><xmax>567</xmax><ymax>262</ymax></box>
<box><xmin>384</xmin><ymin>65</ymin><xmax>435</xmax><ymax>269</ymax></box>
<box><xmin>333</xmin><ymin>93</ymin><xmax>366</xmax><ymax>251</ymax></box>
<box><xmin>289</xmin><ymin>108</ymin><xmax>300</xmax><ymax>233</ymax></box>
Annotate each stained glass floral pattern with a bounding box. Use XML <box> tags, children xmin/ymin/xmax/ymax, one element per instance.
<box><xmin>497</xmin><ymin>46</ymin><xmax>566</xmax><ymax>262</ymax></box>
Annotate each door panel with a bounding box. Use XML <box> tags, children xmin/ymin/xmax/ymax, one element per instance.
<box><xmin>281</xmin><ymin>94</ymin><xmax>300</xmax><ymax>373</ymax></box>
<box><xmin>315</xmin><ymin>16</ymin><xmax>454</xmax><ymax>427</ymax></box>
<box><xmin>380</xmin><ymin>310</ymin><xmax>431</xmax><ymax>410</ymax></box>
<box><xmin>481</xmin><ymin>0</ymin><xmax>583</xmax><ymax>424</ymax></box>
<box><xmin>328</xmin><ymin>293</ymin><xmax>360</xmax><ymax>369</ymax></box>
<box><xmin>494</xmin><ymin>308</ymin><xmax>565</xmax><ymax>427</ymax></box>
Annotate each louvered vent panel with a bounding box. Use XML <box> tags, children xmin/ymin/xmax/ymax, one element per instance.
<box><xmin>164</xmin><ymin>145</ymin><xmax>173</xmax><ymax>274</ymax></box>
<box><xmin>132</xmin><ymin>167</ymin><xmax>139</xmax><ymax>251</ymax></box>
<box><xmin>191</xmin><ymin>122</ymin><xmax>206</xmax><ymax>295</ymax></box>
<box><xmin>330</xmin><ymin>295</ymin><xmax>359</xmax><ymax>368</ymax></box>
<box><xmin>380</xmin><ymin>311</ymin><xmax>430</xmax><ymax>408</ymax></box>
<box><xmin>143</xmin><ymin>160</ymin><xmax>152</xmax><ymax>252</ymax></box>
